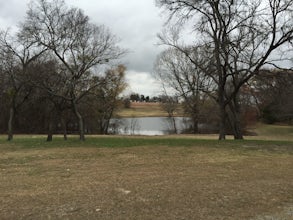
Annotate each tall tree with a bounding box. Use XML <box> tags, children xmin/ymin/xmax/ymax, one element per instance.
<box><xmin>155</xmin><ymin>47</ymin><xmax>215</xmax><ymax>133</ymax></box>
<box><xmin>160</xmin><ymin>95</ymin><xmax>179</xmax><ymax>134</ymax></box>
<box><xmin>27</xmin><ymin>57</ymin><xmax>72</xmax><ymax>141</ymax></box>
<box><xmin>157</xmin><ymin>0</ymin><xmax>293</xmax><ymax>139</ymax></box>
<box><xmin>83</xmin><ymin>65</ymin><xmax>127</xmax><ymax>134</ymax></box>
<box><xmin>0</xmin><ymin>30</ymin><xmax>46</xmax><ymax>141</ymax></box>
<box><xmin>22</xmin><ymin>0</ymin><xmax>124</xmax><ymax>140</ymax></box>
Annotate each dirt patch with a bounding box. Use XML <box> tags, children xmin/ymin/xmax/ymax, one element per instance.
<box><xmin>0</xmin><ymin>146</ymin><xmax>292</xmax><ymax>219</ymax></box>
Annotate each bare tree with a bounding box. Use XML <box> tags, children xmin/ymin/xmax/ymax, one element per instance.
<box><xmin>250</xmin><ymin>69</ymin><xmax>293</xmax><ymax>124</ymax></box>
<box><xmin>22</xmin><ymin>0</ymin><xmax>124</xmax><ymax>140</ymax></box>
<box><xmin>157</xmin><ymin>0</ymin><xmax>293</xmax><ymax>139</ymax></box>
<box><xmin>0</xmin><ymin>30</ymin><xmax>46</xmax><ymax>141</ymax></box>
<box><xmin>154</xmin><ymin>46</ymin><xmax>215</xmax><ymax>133</ymax></box>
<box><xmin>82</xmin><ymin>65</ymin><xmax>127</xmax><ymax>134</ymax></box>
<box><xmin>159</xmin><ymin>94</ymin><xmax>179</xmax><ymax>134</ymax></box>
<box><xmin>27</xmin><ymin>57</ymin><xmax>72</xmax><ymax>141</ymax></box>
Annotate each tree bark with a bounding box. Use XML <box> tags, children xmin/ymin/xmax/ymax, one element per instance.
<box><xmin>72</xmin><ymin>100</ymin><xmax>85</xmax><ymax>141</ymax></box>
<box><xmin>104</xmin><ymin>108</ymin><xmax>114</xmax><ymax>135</ymax></box>
<box><xmin>193</xmin><ymin>92</ymin><xmax>200</xmax><ymax>134</ymax></box>
<box><xmin>229</xmin><ymin>98</ymin><xmax>244</xmax><ymax>140</ymax></box>
<box><xmin>218</xmin><ymin>86</ymin><xmax>226</xmax><ymax>140</ymax></box>
<box><xmin>192</xmin><ymin>118</ymin><xmax>199</xmax><ymax>134</ymax></box>
<box><xmin>233</xmin><ymin>118</ymin><xmax>243</xmax><ymax>139</ymax></box>
<box><xmin>218</xmin><ymin>104</ymin><xmax>226</xmax><ymax>140</ymax></box>
<box><xmin>169</xmin><ymin>116</ymin><xmax>177</xmax><ymax>134</ymax></box>
<box><xmin>191</xmin><ymin>109</ymin><xmax>199</xmax><ymax>134</ymax></box>
<box><xmin>46</xmin><ymin>119</ymin><xmax>53</xmax><ymax>142</ymax></box>
<box><xmin>61</xmin><ymin>117</ymin><xmax>67</xmax><ymax>140</ymax></box>
<box><xmin>7</xmin><ymin>107</ymin><xmax>14</xmax><ymax>141</ymax></box>
<box><xmin>47</xmin><ymin>133</ymin><xmax>53</xmax><ymax>142</ymax></box>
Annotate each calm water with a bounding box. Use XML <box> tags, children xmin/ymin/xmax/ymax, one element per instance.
<box><xmin>109</xmin><ymin>117</ymin><xmax>190</xmax><ymax>135</ymax></box>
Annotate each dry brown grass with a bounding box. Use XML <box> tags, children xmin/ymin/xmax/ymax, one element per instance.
<box><xmin>246</xmin><ymin>123</ymin><xmax>293</xmax><ymax>141</ymax></box>
<box><xmin>0</xmin><ymin>143</ymin><xmax>292</xmax><ymax>219</ymax></box>
<box><xmin>116</xmin><ymin>102</ymin><xmax>183</xmax><ymax>117</ymax></box>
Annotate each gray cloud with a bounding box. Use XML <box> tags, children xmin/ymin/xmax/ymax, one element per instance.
<box><xmin>0</xmin><ymin>0</ymin><xmax>165</xmax><ymax>94</ymax></box>
<box><xmin>0</xmin><ymin>0</ymin><xmax>28</xmax><ymax>28</ymax></box>
<box><xmin>68</xmin><ymin>0</ymin><xmax>165</xmax><ymax>73</ymax></box>
<box><xmin>125</xmin><ymin>70</ymin><xmax>162</xmax><ymax>96</ymax></box>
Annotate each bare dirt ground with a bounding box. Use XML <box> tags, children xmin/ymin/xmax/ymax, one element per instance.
<box><xmin>0</xmin><ymin>144</ymin><xmax>292</xmax><ymax>219</ymax></box>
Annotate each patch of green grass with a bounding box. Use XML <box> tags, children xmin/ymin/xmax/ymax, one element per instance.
<box><xmin>0</xmin><ymin>135</ymin><xmax>292</xmax><ymax>154</ymax></box>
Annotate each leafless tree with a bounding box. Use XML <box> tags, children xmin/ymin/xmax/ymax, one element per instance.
<box><xmin>154</xmin><ymin>46</ymin><xmax>215</xmax><ymax>133</ymax></box>
<box><xmin>83</xmin><ymin>65</ymin><xmax>127</xmax><ymax>134</ymax></box>
<box><xmin>27</xmin><ymin>57</ymin><xmax>72</xmax><ymax>141</ymax></box>
<box><xmin>0</xmin><ymin>30</ymin><xmax>46</xmax><ymax>141</ymax></box>
<box><xmin>22</xmin><ymin>0</ymin><xmax>125</xmax><ymax>140</ymax></box>
<box><xmin>250</xmin><ymin>69</ymin><xmax>293</xmax><ymax>124</ymax></box>
<box><xmin>160</xmin><ymin>95</ymin><xmax>179</xmax><ymax>134</ymax></box>
<box><xmin>156</xmin><ymin>0</ymin><xmax>293</xmax><ymax>139</ymax></box>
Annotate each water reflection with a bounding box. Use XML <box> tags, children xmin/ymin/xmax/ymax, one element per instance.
<box><xmin>109</xmin><ymin>117</ymin><xmax>190</xmax><ymax>135</ymax></box>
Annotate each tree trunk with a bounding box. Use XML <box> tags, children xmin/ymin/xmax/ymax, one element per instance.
<box><xmin>229</xmin><ymin>99</ymin><xmax>244</xmax><ymax>140</ymax></box>
<box><xmin>46</xmin><ymin>119</ymin><xmax>53</xmax><ymax>142</ymax></box>
<box><xmin>72</xmin><ymin>100</ymin><xmax>85</xmax><ymax>141</ymax></box>
<box><xmin>61</xmin><ymin>118</ymin><xmax>67</xmax><ymax>140</ymax></box>
<box><xmin>7</xmin><ymin>107</ymin><xmax>14</xmax><ymax>141</ymax></box>
<box><xmin>191</xmin><ymin>111</ymin><xmax>199</xmax><ymax>134</ymax></box>
<box><xmin>218</xmin><ymin>104</ymin><xmax>226</xmax><ymax>140</ymax></box>
<box><xmin>63</xmin><ymin>130</ymin><xmax>68</xmax><ymax>140</ymax></box>
<box><xmin>170</xmin><ymin>116</ymin><xmax>177</xmax><ymax>134</ymax></box>
<box><xmin>193</xmin><ymin>92</ymin><xmax>200</xmax><ymax>134</ymax></box>
<box><xmin>47</xmin><ymin>133</ymin><xmax>53</xmax><ymax>142</ymax></box>
<box><xmin>218</xmin><ymin>88</ymin><xmax>226</xmax><ymax>140</ymax></box>
<box><xmin>193</xmin><ymin>119</ymin><xmax>199</xmax><ymax>134</ymax></box>
<box><xmin>233</xmin><ymin>118</ymin><xmax>243</xmax><ymax>139</ymax></box>
<box><xmin>104</xmin><ymin>108</ymin><xmax>114</xmax><ymax>135</ymax></box>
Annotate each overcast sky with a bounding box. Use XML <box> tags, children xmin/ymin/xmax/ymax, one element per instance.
<box><xmin>0</xmin><ymin>0</ymin><xmax>166</xmax><ymax>96</ymax></box>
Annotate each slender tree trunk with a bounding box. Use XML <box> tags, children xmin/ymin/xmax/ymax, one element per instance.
<box><xmin>170</xmin><ymin>116</ymin><xmax>177</xmax><ymax>134</ymax></box>
<box><xmin>104</xmin><ymin>119</ymin><xmax>110</xmax><ymax>135</ymax></box>
<box><xmin>191</xmin><ymin>109</ymin><xmax>199</xmax><ymax>134</ymax></box>
<box><xmin>61</xmin><ymin>117</ymin><xmax>67</xmax><ymax>140</ymax></box>
<box><xmin>104</xmin><ymin>108</ymin><xmax>114</xmax><ymax>135</ymax></box>
<box><xmin>46</xmin><ymin>119</ymin><xmax>53</xmax><ymax>142</ymax></box>
<box><xmin>46</xmin><ymin>122</ymin><xmax>53</xmax><ymax>142</ymax></box>
<box><xmin>193</xmin><ymin>92</ymin><xmax>200</xmax><ymax>134</ymax></box>
<box><xmin>7</xmin><ymin>106</ymin><xmax>14</xmax><ymax>141</ymax></box>
<box><xmin>46</xmin><ymin>114</ymin><xmax>54</xmax><ymax>142</ymax></box>
<box><xmin>72</xmin><ymin>100</ymin><xmax>85</xmax><ymax>141</ymax></box>
<box><xmin>166</xmin><ymin>110</ymin><xmax>177</xmax><ymax>134</ymax></box>
<box><xmin>218</xmin><ymin>88</ymin><xmax>226</xmax><ymax>140</ymax></box>
<box><xmin>47</xmin><ymin>133</ymin><xmax>53</xmax><ymax>142</ymax></box>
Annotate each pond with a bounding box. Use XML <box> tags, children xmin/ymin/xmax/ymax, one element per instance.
<box><xmin>109</xmin><ymin>117</ymin><xmax>191</xmax><ymax>135</ymax></box>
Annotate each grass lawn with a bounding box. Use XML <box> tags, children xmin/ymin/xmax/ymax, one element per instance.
<box><xmin>0</xmin><ymin>132</ymin><xmax>292</xmax><ymax>219</ymax></box>
<box><xmin>116</xmin><ymin>102</ymin><xmax>184</xmax><ymax>117</ymax></box>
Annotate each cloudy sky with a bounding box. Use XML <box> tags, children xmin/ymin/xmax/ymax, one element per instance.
<box><xmin>0</xmin><ymin>0</ymin><xmax>166</xmax><ymax>96</ymax></box>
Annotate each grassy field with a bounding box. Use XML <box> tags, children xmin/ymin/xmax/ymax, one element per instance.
<box><xmin>116</xmin><ymin>102</ymin><xmax>184</xmax><ymax>117</ymax></box>
<box><xmin>0</xmin><ymin>127</ymin><xmax>292</xmax><ymax>219</ymax></box>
